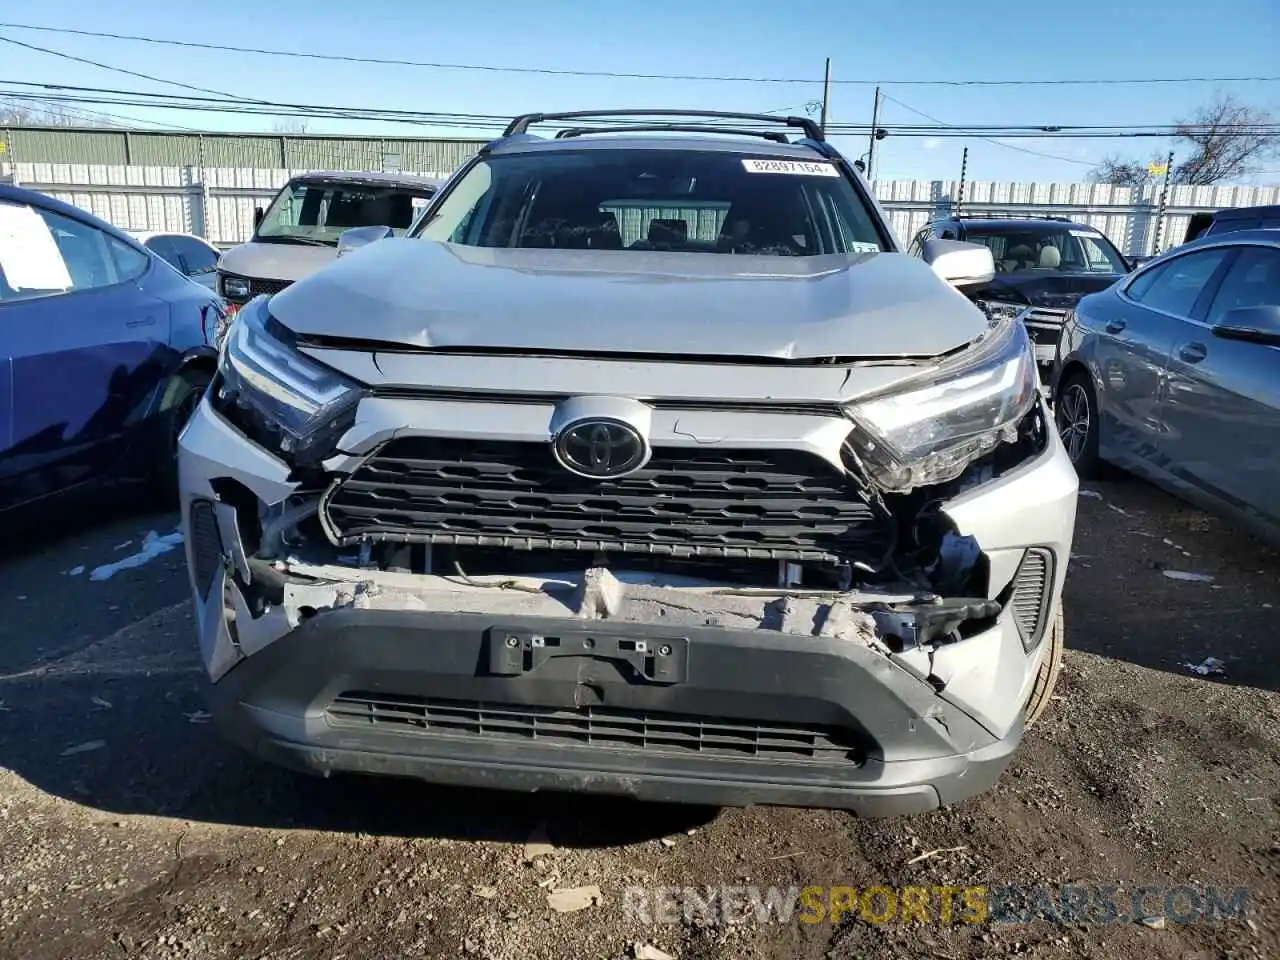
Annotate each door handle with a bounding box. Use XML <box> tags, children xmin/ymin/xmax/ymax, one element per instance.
<box><xmin>1104</xmin><ymin>319</ymin><xmax>1127</xmax><ymax>334</ymax></box>
<box><xmin>126</xmin><ymin>317</ymin><xmax>156</xmax><ymax>328</ymax></box>
<box><xmin>1178</xmin><ymin>342</ymin><xmax>1207</xmax><ymax>364</ymax></box>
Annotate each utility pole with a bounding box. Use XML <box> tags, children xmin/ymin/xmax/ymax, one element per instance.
<box><xmin>866</xmin><ymin>86</ymin><xmax>882</xmax><ymax>181</ymax></box>
<box><xmin>1150</xmin><ymin>149</ymin><xmax>1176</xmax><ymax>255</ymax></box>
<box><xmin>957</xmin><ymin>146</ymin><xmax>969</xmax><ymax>216</ymax></box>
<box><xmin>819</xmin><ymin>58</ymin><xmax>832</xmax><ymax>136</ymax></box>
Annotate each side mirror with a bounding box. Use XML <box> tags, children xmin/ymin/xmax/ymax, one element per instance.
<box><xmin>336</xmin><ymin>224</ymin><xmax>394</xmax><ymax>258</ymax></box>
<box><xmin>921</xmin><ymin>238</ymin><xmax>995</xmax><ymax>288</ymax></box>
<box><xmin>1211</xmin><ymin>304</ymin><xmax>1280</xmax><ymax>346</ymax></box>
<box><xmin>253</xmin><ymin>207</ymin><xmax>265</xmax><ymax>230</ymax></box>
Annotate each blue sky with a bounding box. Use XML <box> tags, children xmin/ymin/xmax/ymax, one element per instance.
<box><xmin>2</xmin><ymin>0</ymin><xmax>1278</xmax><ymax>183</ymax></box>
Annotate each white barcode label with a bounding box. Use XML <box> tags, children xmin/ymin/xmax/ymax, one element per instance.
<box><xmin>741</xmin><ymin>159</ymin><xmax>840</xmax><ymax>177</ymax></box>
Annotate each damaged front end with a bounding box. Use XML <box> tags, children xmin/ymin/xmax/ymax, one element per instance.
<box><xmin>178</xmin><ymin>296</ymin><xmax>1077</xmax><ymax>813</ymax></box>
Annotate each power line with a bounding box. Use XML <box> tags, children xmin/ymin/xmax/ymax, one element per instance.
<box><xmin>0</xmin><ymin>80</ymin><xmax>515</xmax><ymax>127</ymax></box>
<box><xmin>2</xmin><ymin>94</ymin><xmax>194</xmax><ymax>130</ymax></box>
<box><xmin>3</xmin><ymin>81</ymin><xmax>1278</xmax><ymax>141</ymax></box>
<box><xmin>0</xmin><ymin>93</ymin><xmax>201</xmax><ymax>130</ymax></box>
<box><xmin>881</xmin><ymin>93</ymin><xmax>1097</xmax><ymax>166</ymax></box>
<box><xmin>0</xmin><ymin>33</ymin><xmax>274</xmax><ymax>105</ymax></box>
<box><xmin>2</xmin><ymin>22</ymin><xmax>1280</xmax><ymax>88</ymax></box>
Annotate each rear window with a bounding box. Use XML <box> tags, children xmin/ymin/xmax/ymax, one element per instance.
<box><xmin>1206</xmin><ymin>217</ymin><xmax>1260</xmax><ymax>236</ymax></box>
<box><xmin>1203</xmin><ymin>212</ymin><xmax>1280</xmax><ymax>237</ymax></box>
<box><xmin>416</xmin><ymin>149</ymin><xmax>887</xmax><ymax>256</ymax></box>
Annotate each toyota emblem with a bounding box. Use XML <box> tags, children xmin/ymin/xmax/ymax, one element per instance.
<box><xmin>553</xmin><ymin>418</ymin><xmax>649</xmax><ymax>479</ymax></box>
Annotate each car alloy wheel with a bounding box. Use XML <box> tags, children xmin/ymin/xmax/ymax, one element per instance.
<box><xmin>1056</xmin><ymin>382</ymin><xmax>1092</xmax><ymax>464</ymax></box>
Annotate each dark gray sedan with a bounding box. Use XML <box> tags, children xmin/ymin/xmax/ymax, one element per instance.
<box><xmin>1052</xmin><ymin>229</ymin><xmax>1280</xmax><ymax>545</ymax></box>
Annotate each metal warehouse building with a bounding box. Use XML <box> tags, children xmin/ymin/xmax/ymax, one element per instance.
<box><xmin>0</xmin><ymin>125</ymin><xmax>486</xmax><ymax>176</ymax></box>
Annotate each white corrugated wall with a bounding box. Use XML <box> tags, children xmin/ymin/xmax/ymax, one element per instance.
<box><xmin>3</xmin><ymin>161</ymin><xmax>1279</xmax><ymax>252</ymax></box>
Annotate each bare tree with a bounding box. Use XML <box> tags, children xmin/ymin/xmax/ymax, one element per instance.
<box><xmin>1087</xmin><ymin>154</ymin><xmax>1161</xmax><ymax>188</ymax></box>
<box><xmin>0</xmin><ymin>100</ymin><xmax>38</xmax><ymax>125</ymax></box>
<box><xmin>1</xmin><ymin>98</ymin><xmax>115</xmax><ymax>127</ymax></box>
<box><xmin>271</xmin><ymin>118</ymin><xmax>314</xmax><ymax>135</ymax></box>
<box><xmin>1087</xmin><ymin>95</ymin><xmax>1278</xmax><ymax>186</ymax></box>
<box><xmin>1171</xmin><ymin>94</ymin><xmax>1278</xmax><ymax>185</ymax></box>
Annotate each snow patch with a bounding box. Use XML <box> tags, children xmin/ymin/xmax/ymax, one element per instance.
<box><xmin>90</xmin><ymin>530</ymin><xmax>184</xmax><ymax>582</ymax></box>
<box><xmin>1161</xmin><ymin>570</ymin><xmax>1215</xmax><ymax>584</ymax></box>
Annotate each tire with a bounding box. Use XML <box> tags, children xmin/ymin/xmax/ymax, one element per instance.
<box><xmin>153</xmin><ymin>365</ymin><xmax>212</xmax><ymax>498</ymax></box>
<box><xmin>1053</xmin><ymin>370</ymin><xmax>1102</xmax><ymax>478</ymax></box>
<box><xmin>1023</xmin><ymin>600</ymin><xmax>1065</xmax><ymax>728</ymax></box>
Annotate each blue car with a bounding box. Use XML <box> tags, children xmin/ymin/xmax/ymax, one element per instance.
<box><xmin>0</xmin><ymin>184</ymin><xmax>225</xmax><ymax>514</ymax></box>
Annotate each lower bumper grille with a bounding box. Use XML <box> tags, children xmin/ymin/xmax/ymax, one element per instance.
<box><xmin>321</xmin><ymin>437</ymin><xmax>890</xmax><ymax>563</ymax></box>
<box><xmin>327</xmin><ymin>693</ymin><xmax>864</xmax><ymax>764</ymax></box>
<box><xmin>188</xmin><ymin>500</ymin><xmax>222</xmax><ymax>601</ymax></box>
<box><xmin>1010</xmin><ymin>547</ymin><xmax>1054</xmax><ymax>650</ymax></box>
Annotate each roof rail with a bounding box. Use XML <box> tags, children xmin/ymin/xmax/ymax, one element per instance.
<box><xmin>554</xmin><ymin>124</ymin><xmax>791</xmax><ymax>144</ymax></box>
<box><xmin>504</xmin><ymin>109</ymin><xmax>824</xmax><ymax>143</ymax></box>
<box><xmin>939</xmin><ymin>212</ymin><xmax>1080</xmax><ymax>223</ymax></box>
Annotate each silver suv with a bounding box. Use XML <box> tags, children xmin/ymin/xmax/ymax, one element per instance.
<box><xmin>178</xmin><ymin>109</ymin><xmax>1078</xmax><ymax>816</ymax></box>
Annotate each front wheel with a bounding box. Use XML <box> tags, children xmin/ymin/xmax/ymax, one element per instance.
<box><xmin>1054</xmin><ymin>371</ymin><xmax>1102</xmax><ymax>478</ymax></box>
<box><xmin>1023</xmin><ymin>601</ymin><xmax>1064</xmax><ymax>728</ymax></box>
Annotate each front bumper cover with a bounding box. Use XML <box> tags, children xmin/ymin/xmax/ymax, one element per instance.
<box><xmin>208</xmin><ymin>606</ymin><xmax>1021</xmax><ymax>817</ymax></box>
<box><xmin>178</xmin><ymin>387</ymin><xmax>1077</xmax><ymax>816</ymax></box>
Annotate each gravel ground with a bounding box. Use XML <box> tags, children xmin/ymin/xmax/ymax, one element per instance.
<box><xmin>0</xmin><ymin>477</ymin><xmax>1276</xmax><ymax>960</ymax></box>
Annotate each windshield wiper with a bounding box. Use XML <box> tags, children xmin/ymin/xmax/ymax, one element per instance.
<box><xmin>256</xmin><ymin>235</ymin><xmax>333</xmax><ymax>247</ymax></box>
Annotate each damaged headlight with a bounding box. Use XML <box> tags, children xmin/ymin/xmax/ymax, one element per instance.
<box><xmin>216</xmin><ymin>297</ymin><xmax>361</xmax><ymax>465</ymax></box>
<box><xmin>843</xmin><ymin>318</ymin><xmax>1039</xmax><ymax>492</ymax></box>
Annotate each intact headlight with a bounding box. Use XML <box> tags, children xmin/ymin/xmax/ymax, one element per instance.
<box><xmin>216</xmin><ymin>298</ymin><xmax>360</xmax><ymax>465</ymax></box>
<box><xmin>978</xmin><ymin>299</ymin><xmax>1027</xmax><ymax>324</ymax></box>
<box><xmin>843</xmin><ymin>318</ymin><xmax>1039</xmax><ymax>493</ymax></box>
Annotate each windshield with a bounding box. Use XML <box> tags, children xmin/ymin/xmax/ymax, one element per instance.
<box><xmin>964</xmin><ymin>225</ymin><xmax>1128</xmax><ymax>275</ymax></box>
<box><xmin>256</xmin><ymin>181</ymin><xmax>435</xmax><ymax>245</ymax></box>
<box><xmin>416</xmin><ymin>149</ymin><xmax>887</xmax><ymax>256</ymax></box>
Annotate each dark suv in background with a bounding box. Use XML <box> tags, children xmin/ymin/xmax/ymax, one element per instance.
<box><xmin>1182</xmin><ymin>204</ymin><xmax>1280</xmax><ymax>244</ymax></box>
<box><xmin>908</xmin><ymin>214</ymin><xmax>1131</xmax><ymax>378</ymax></box>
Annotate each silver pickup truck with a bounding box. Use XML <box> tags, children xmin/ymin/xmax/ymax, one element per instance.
<box><xmin>215</xmin><ymin>171</ymin><xmax>441</xmax><ymax>313</ymax></box>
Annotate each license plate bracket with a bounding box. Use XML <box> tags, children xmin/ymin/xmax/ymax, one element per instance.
<box><xmin>487</xmin><ymin>628</ymin><xmax>689</xmax><ymax>684</ymax></box>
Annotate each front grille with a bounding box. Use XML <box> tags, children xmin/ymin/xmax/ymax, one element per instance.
<box><xmin>320</xmin><ymin>438</ymin><xmax>890</xmax><ymax>563</ymax></box>
<box><xmin>1010</xmin><ymin>547</ymin><xmax>1054</xmax><ymax>650</ymax></box>
<box><xmin>327</xmin><ymin>693</ymin><xmax>864</xmax><ymax>764</ymax></box>
<box><xmin>188</xmin><ymin>500</ymin><xmax>222</xmax><ymax>600</ymax></box>
<box><xmin>248</xmin><ymin>276</ymin><xmax>293</xmax><ymax>296</ymax></box>
<box><xmin>1021</xmin><ymin>307</ymin><xmax>1070</xmax><ymax>347</ymax></box>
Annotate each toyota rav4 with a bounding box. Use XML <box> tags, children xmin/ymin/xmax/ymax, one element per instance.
<box><xmin>178</xmin><ymin>109</ymin><xmax>1078</xmax><ymax>816</ymax></box>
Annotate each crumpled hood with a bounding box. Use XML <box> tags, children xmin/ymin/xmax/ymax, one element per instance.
<box><xmin>970</xmin><ymin>271</ymin><xmax>1125</xmax><ymax>309</ymax></box>
<box><xmin>267</xmin><ymin>239</ymin><xmax>990</xmax><ymax>360</ymax></box>
<box><xmin>218</xmin><ymin>240</ymin><xmax>338</xmax><ymax>282</ymax></box>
